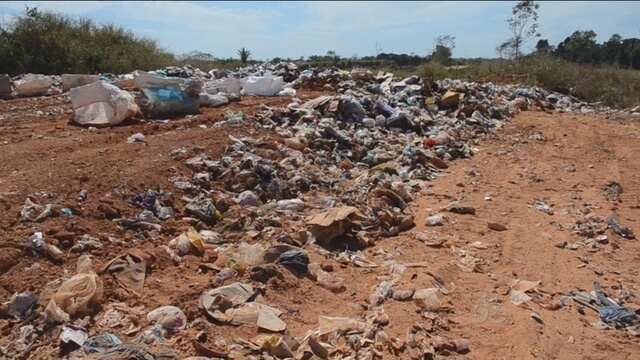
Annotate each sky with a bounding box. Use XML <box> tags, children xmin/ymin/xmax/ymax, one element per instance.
<box><xmin>1</xmin><ymin>1</ymin><xmax>639</xmax><ymax>59</ymax></box>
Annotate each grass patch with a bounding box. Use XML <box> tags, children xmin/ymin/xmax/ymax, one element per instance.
<box><xmin>419</xmin><ymin>56</ymin><xmax>640</xmax><ymax>108</ymax></box>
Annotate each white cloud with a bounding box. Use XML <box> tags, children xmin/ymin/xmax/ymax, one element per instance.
<box><xmin>1</xmin><ymin>1</ymin><xmax>638</xmax><ymax>59</ymax></box>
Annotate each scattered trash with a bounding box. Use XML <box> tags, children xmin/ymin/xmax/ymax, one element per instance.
<box><xmin>147</xmin><ymin>305</ymin><xmax>187</xmax><ymax>332</ymax></box>
<box><xmin>570</xmin><ymin>282</ymin><xmax>640</xmax><ymax>335</ymax></box>
<box><xmin>20</xmin><ymin>198</ymin><xmax>54</xmax><ymax>222</ymax></box>
<box><xmin>60</xmin><ymin>325</ymin><xmax>89</xmax><ymax>347</ymax></box>
<box><xmin>102</xmin><ymin>251</ymin><xmax>147</xmax><ymax>296</ymax></box>
<box><xmin>306</xmin><ymin>206</ymin><xmax>362</xmax><ymax>244</ymax></box>
<box><xmin>509</xmin><ymin>279</ymin><xmax>540</xmax><ymax>306</ymax></box>
<box><xmin>276</xmin><ymin>249</ymin><xmax>309</xmax><ymax>274</ymax></box>
<box><xmin>44</xmin><ymin>255</ymin><xmax>103</xmax><ymax>323</ymax></box>
<box><xmin>0</xmin><ymin>292</ymin><xmax>38</xmax><ymax>320</ymax></box>
<box><xmin>608</xmin><ymin>215</ymin><xmax>635</xmax><ymax>239</ymax></box>
<box><xmin>127</xmin><ymin>132</ymin><xmax>145</xmax><ymax>144</ymax></box>
<box><xmin>425</xmin><ymin>214</ymin><xmax>446</xmax><ymax>226</ymax></box>
<box><xmin>168</xmin><ymin>227</ymin><xmax>205</xmax><ymax>256</ymax></box>
<box><xmin>602</xmin><ymin>181</ymin><xmax>623</xmax><ymax>202</ymax></box>
<box><xmin>534</xmin><ymin>200</ymin><xmax>554</xmax><ymax>215</ymax></box>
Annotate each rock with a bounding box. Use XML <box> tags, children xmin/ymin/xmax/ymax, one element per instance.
<box><xmin>276</xmin><ymin>199</ymin><xmax>304</xmax><ymax>212</ymax></box>
<box><xmin>416</xmin><ymin>232</ymin><xmax>447</xmax><ymax>247</ymax></box>
<box><xmin>487</xmin><ymin>222</ymin><xmax>507</xmax><ymax>231</ymax></box>
<box><xmin>392</xmin><ymin>289</ymin><xmax>415</xmax><ymax>301</ymax></box>
<box><xmin>237</xmin><ymin>190</ymin><xmax>261</xmax><ymax>207</ymax></box>
<box><xmin>446</xmin><ymin>202</ymin><xmax>476</xmax><ymax>215</ymax></box>
<box><xmin>413</xmin><ymin>288</ymin><xmax>442</xmax><ymax>311</ymax></box>
<box><xmin>426</xmin><ymin>214</ymin><xmax>446</xmax><ymax>226</ymax></box>
<box><xmin>440</xmin><ymin>90</ymin><xmax>463</xmax><ymax>108</ymax></box>
<box><xmin>250</xmin><ymin>264</ymin><xmax>283</xmax><ymax>283</ymax></box>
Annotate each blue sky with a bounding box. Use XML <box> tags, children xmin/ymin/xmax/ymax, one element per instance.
<box><xmin>1</xmin><ymin>1</ymin><xmax>639</xmax><ymax>59</ymax></box>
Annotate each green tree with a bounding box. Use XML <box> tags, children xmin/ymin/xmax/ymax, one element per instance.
<box><xmin>431</xmin><ymin>35</ymin><xmax>456</xmax><ymax>65</ymax></box>
<box><xmin>326</xmin><ymin>50</ymin><xmax>339</xmax><ymax>65</ymax></box>
<box><xmin>500</xmin><ymin>0</ymin><xmax>540</xmax><ymax>60</ymax></box>
<box><xmin>237</xmin><ymin>47</ymin><xmax>251</xmax><ymax>64</ymax></box>
<box><xmin>555</xmin><ymin>30</ymin><xmax>600</xmax><ymax>64</ymax></box>
<box><xmin>535</xmin><ymin>39</ymin><xmax>552</xmax><ymax>54</ymax></box>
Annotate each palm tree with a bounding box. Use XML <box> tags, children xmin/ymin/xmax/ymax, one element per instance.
<box><xmin>237</xmin><ymin>47</ymin><xmax>251</xmax><ymax>65</ymax></box>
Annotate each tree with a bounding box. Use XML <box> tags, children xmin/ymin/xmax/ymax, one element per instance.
<box><xmin>501</xmin><ymin>0</ymin><xmax>540</xmax><ymax>60</ymax></box>
<box><xmin>555</xmin><ymin>30</ymin><xmax>599</xmax><ymax>64</ymax></box>
<box><xmin>431</xmin><ymin>34</ymin><xmax>456</xmax><ymax>65</ymax></box>
<box><xmin>602</xmin><ymin>34</ymin><xmax>623</xmax><ymax>66</ymax></box>
<box><xmin>326</xmin><ymin>50</ymin><xmax>339</xmax><ymax>65</ymax></box>
<box><xmin>535</xmin><ymin>39</ymin><xmax>552</xmax><ymax>54</ymax></box>
<box><xmin>237</xmin><ymin>47</ymin><xmax>251</xmax><ymax>64</ymax></box>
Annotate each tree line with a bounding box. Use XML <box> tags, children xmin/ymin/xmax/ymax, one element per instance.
<box><xmin>535</xmin><ymin>32</ymin><xmax>640</xmax><ymax>70</ymax></box>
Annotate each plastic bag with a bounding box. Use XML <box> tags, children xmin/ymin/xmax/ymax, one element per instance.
<box><xmin>45</xmin><ymin>255</ymin><xmax>103</xmax><ymax>323</ymax></box>
<box><xmin>147</xmin><ymin>305</ymin><xmax>187</xmax><ymax>332</ymax></box>
<box><xmin>0</xmin><ymin>74</ymin><xmax>11</xmax><ymax>99</ymax></box>
<box><xmin>199</xmin><ymin>93</ymin><xmax>229</xmax><ymax>107</ymax></box>
<box><xmin>62</xmin><ymin>74</ymin><xmax>99</xmax><ymax>91</ymax></box>
<box><xmin>70</xmin><ymin>81</ymin><xmax>139</xmax><ymax>126</ymax></box>
<box><xmin>14</xmin><ymin>74</ymin><xmax>52</xmax><ymax>97</ymax></box>
<box><xmin>134</xmin><ymin>72</ymin><xmax>202</xmax><ymax>117</ymax></box>
<box><xmin>203</xmin><ymin>78</ymin><xmax>242</xmax><ymax>96</ymax></box>
<box><xmin>241</xmin><ymin>75</ymin><xmax>284</xmax><ymax>96</ymax></box>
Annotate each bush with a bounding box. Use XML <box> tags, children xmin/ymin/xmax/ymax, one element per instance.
<box><xmin>0</xmin><ymin>8</ymin><xmax>175</xmax><ymax>75</ymax></box>
<box><xmin>420</xmin><ymin>56</ymin><xmax>640</xmax><ymax>108</ymax></box>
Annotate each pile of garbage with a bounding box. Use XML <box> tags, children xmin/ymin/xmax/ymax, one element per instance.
<box><xmin>5</xmin><ymin>63</ymin><xmax>640</xmax><ymax>359</ymax></box>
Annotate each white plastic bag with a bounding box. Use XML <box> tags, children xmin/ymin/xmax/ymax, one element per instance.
<box><xmin>203</xmin><ymin>78</ymin><xmax>242</xmax><ymax>96</ymax></box>
<box><xmin>241</xmin><ymin>75</ymin><xmax>284</xmax><ymax>96</ymax></box>
<box><xmin>70</xmin><ymin>81</ymin><xmax>139</xmax><ymax>126</ymax></box>
<box><xmin>199</xmin><ymin>93</ymin><xmax>229</xmax><ymax>107</ymax></box>
<box><xmin>14</xmin><ymin>74</ymin><xmax>52</xmax><ymax>97</ymax></box>
<box><xmin>134</xmin><ymin>72</ymin><xmax>202</xmax><ymax>116</ymax></box>
<box><xmin>62</xmin><ymin>74</ymin><xmax>100</xmax><ymax>91</ymax></box>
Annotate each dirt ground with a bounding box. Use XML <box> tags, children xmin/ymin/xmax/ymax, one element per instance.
<box><xmin>1</xmin><ymin>92</ymin><xmax>639</xmax><ymax>359</ymax></box>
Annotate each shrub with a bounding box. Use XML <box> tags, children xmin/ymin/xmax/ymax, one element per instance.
<box><xmin>0</xmin><ymin>8</ymin><xmax>175</xmax><ymax>75</ymax></box>
<box><xmin>420</xmin><ymin>56</ymin><xmax>640</xmax><ymax>108</ymax></box>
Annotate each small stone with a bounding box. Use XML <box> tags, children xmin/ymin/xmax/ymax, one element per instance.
<box><xmin>425</xmin><ymin>214</ymin><xmax>446</xmax><ymax>226</ymax></box>
<box><xmin>487</xmin><ymin>222</ymin><xmax>507</xmax><ymax>231</ymax></box>
<box><xmin>446</xmin><ymin>202</ymin><xmax>476</xmax><ymax>215</ymax></box>
<box><xmin>413</xmin><ymin>288</ymin><xmax>441</xmax><ymax>311</ymax></box>
<box><xmin>392</xmin><ymin>289</ymin><xmax>415</xmax><ymax>301</ymax></box>
<box><xmin>237</xmin><ymin>190</ymin><xmax>261</xmax><ymax>207</ymax></box>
